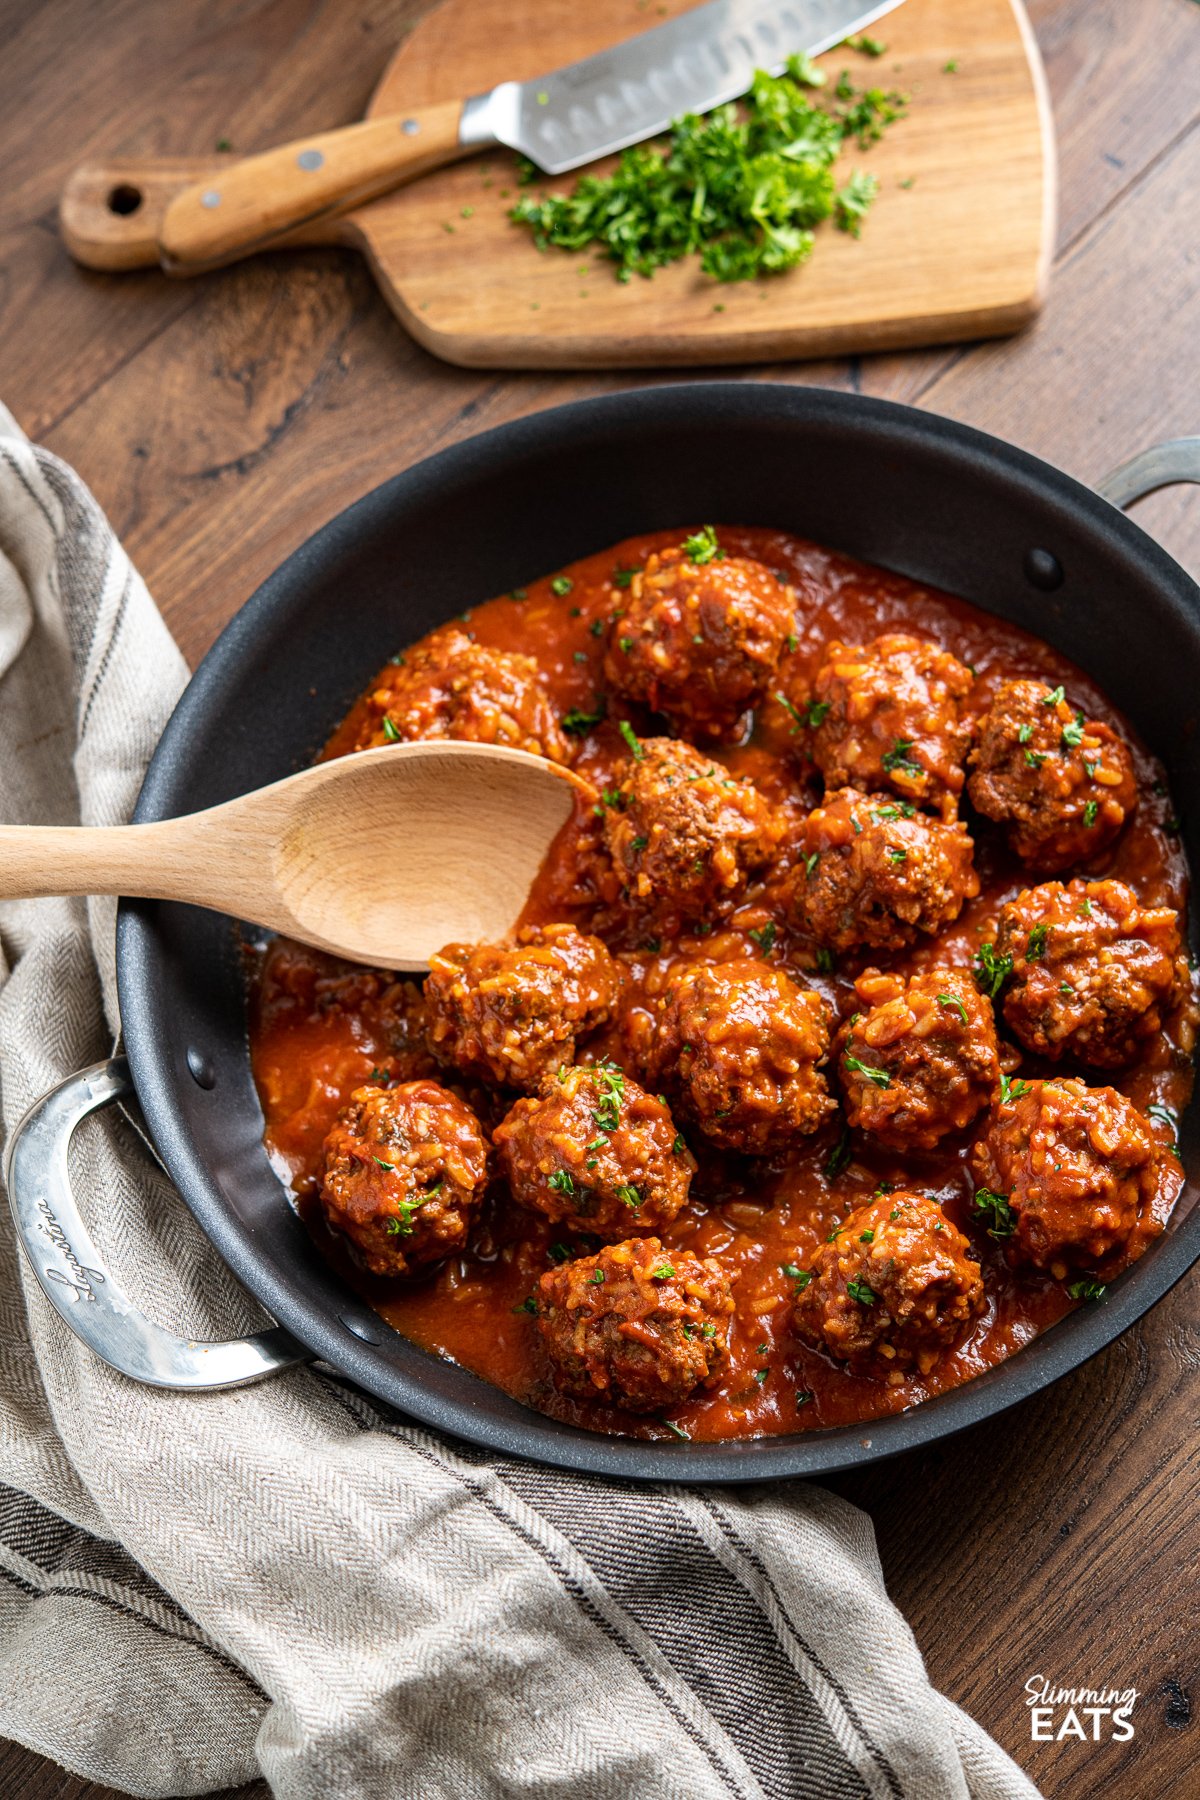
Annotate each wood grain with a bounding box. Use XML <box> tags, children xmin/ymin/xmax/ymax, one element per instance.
<box><xmin>1</xmin><ymin>0</ymin><xmax>1199</xmax><ymax>1795</ymax></box>
<box><xmin>58</xmin><ymin>0</ymin><xmax>1056</xmax><ymax>368</ymax></box>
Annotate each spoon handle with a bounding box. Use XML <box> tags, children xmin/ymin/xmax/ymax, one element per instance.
<box><xmin>0</xmin><ymin>820</ymin><xmax>249</xmax><ymax>907</ymax></box>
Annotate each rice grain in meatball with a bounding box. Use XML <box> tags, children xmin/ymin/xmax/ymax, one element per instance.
<box><xmin>967</xmin><ymin>678</ymin><xmax>1136</xmax><ymax>870</ymax></box>
<box><xmin>793</xmin><ymin>1191</ymin><xmax>985</xmax><ymax>1379</ymax></box>
<box><xmin>836</xmin><ymin>967</ymin><xmax>1000</xmax><ymax>1152</ymax></box>
<box><xmin>353</xmin><ymin>626</ymin><xmax>570</xmax><ymax>764</ymax></box>
<box><xmin>992</xmin><ymin>878</ymin><xmax>1187</xmax><ymax>1069</ymax></box>
<box><xmin>319</xmin><ymin>1080</ymin><xmax>489</xmax><ymax>1277</ymax></box>
<box><xmin>603</xmin><ymin>536</ymin><xmax>794</xmax><ymax>740</ymax></box>
<box><xmin>791</xmin><ymin>788</ymin><xmax>978</xmax><ymax>954</ymax></box>
<box><xmin>494</xmin><ymin>1061</ymin><xmax>694</xmax><ymax>1238</ymax></box>
<box><xmin>425</xmin><ymin>924</ymin><xmax>619</xmax><ymax>1091</ymax></box>
<box><xmin>603</xmin><ymin>736</ymin><xmax>781</xmax><ymax>926</ymax></box>
<box><xmin>969</xmin><ymin>1075</ymin><xmax>1164</xmax><ymax>1279</ymax></box>
<box><xmin>651</xmin><ymin>956</ymin><xmax>834</xmax><ymax>1154</ymax></box>
<box><xmin>535</xmin><ymin>1236</ymin><xmax>734</xmax><ymax>1411</ymax></box>
<box><xmin>802</xmin><ymin>632</ymin><xmax>974</xmax><ymax>818</ymax></box>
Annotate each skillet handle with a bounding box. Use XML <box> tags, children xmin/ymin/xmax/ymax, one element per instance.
<box><xmin>4</xmin><ymin>1058</ymin><xmax>307</xmax><ymax>1389</ymax></box>
<box><xmin>1096</xmin><ymin>437</ymin><xmax>1200</xmax><ymax>509</ymax></box>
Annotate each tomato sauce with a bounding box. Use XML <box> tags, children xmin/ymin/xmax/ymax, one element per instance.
<box><xmin>249</xmin><ymin>527</ymin><xmax>1195</xmax><ymax>1443</ymax></box>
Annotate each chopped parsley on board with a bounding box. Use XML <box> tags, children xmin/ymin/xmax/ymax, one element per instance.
<box><xmin>510</xmin><ymin>58</ymin><xmax>906</xmax><ymax>284</ymax></box>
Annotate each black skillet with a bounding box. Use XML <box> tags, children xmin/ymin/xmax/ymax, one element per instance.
<box><xmin>7</xmin><ymin>385</ymin><xmax>1200</xmax><ymax>1481</ymax></box>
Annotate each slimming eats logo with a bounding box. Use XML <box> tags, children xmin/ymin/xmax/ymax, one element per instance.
<box><xmin>1025</xmin><ymin>1675</ymin><xmax>1138</xmax><ymax>1742</ymax></box>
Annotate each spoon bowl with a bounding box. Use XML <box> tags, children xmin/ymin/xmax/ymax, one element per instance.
<box><xmin>0</xmin><ymin>741</ymin><xmax>588</xmax><ymax>968</ymax></box>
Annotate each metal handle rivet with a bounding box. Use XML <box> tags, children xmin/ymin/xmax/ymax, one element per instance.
<box><xmin>186</xmin><ymin>1047</ymin><xmax>216</xmax><ymax>1090</ymax></box>
<box><xmin>1024</xmin><ymin>547</ymin><xmax>1064</xmax><ymax>592</ymax></box>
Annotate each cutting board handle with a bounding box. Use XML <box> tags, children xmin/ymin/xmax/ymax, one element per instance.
<box><xmin>60</xmin><ymin>157</ymin><xmax>227</xmax><ymax>271</ymax></box>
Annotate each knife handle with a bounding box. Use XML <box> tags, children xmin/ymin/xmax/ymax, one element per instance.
<box><xmin>157</xmin><ymin>102</ymin><xmax>471</xmax><ymax>273</ymax></box>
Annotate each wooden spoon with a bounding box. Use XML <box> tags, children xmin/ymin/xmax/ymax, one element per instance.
<box><xmin>0</xmin><ymin>742</ymin><xmax>588</xmax><ymax>970</ymax></box>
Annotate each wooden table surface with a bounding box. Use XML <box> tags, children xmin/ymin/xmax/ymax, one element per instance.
<box><xmin>1</xmin><ymin>2</ymin><xmax>1198</xmax><ymax>1796</ymax></box>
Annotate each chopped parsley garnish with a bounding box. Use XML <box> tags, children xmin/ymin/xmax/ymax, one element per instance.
<box><xmin>776</xmin><ymin>690</ymin><xmax>805</xmax><ymax>733</ymax></box>
<box><xmin>651</xmin><ymin>1262</ymin><xmax>675</xmax><ymax>1279</ymax></box>
<box><xmin>844</xmin><ymin>1055</ymin><xmax>890</xmax><ymax>1089</ymax></box>
<box><xmin>885</xmin><ymin>846</ymin><xmax>907</xmax><ymax>863</ymax></box>
<box><xmin>754</xmin><ymin>1368</ymin><xmax>769</xmax><ymax>1384</ymax></box>
<box><xmin>548</xmin><ymin>1242</ymin><xmax>573</xmax><ymax>1264</ymax></box>
<box><xmin>372</xmin><ymin>1155</ymin><xmax>395</xmax><ymax>1171</ymax></box>
<box><xmin>661</xmin><ymin>1419</ymin><xmax>690</xmax><ymax>1440</ymax></box>
<box><xmin>618</xmin><ymin>720</ymin><xmax>643</xmax><ymax>759</ymax></box>
<box><xmin>749</xmin><ymin>921</ymin><xmax>777</xmax><ymax>955</ymax></box>
<box><xmin>846</xmin><ymin>1279</ymin><xmax>877</xmax><ymax>1305</ymax></box>
<box><xmin>589</xmin><ymin>617</ymin><xmax>605</xmax><ymax>635</ymax></box>
<box><xmin>1018</xmin><ymin>723</ymin><xmax>1033</xmax><ymax>744</ymax></box>
<box><xmin>1061</xmin><ymin>712</ymin><xmax>1085</xmax><ymax>749</ymax></box>
<box><xmin>510</xmin><ymin>60</ymin><xmax>905</xmax><ymax>284</ymax></box>
<box><xmin>1067</xmin><ymin>1277</ymin><xmax>1106</xmax><ymax>1303</ymax></box>
<box><xmin>805</xmin><ymin>850</ymin><xmax>820</xmax><ymax>879</ymax></box>
<box><xmin>835</xmin><ymin>170</ymin><xmax>878</xmax><ymax>238</ymax></box>
<box><xmin>631</xmin><ymin>834</ymin><xmax>649</xmax><ymax>852</ymax></box>
<box><xmin>1083</xmin><ymin>799</ymin><xmax>1099</xmax><ymax>827</ymax></box>
<box><xmin>1024</xmin><ymin>749</ymin><xmax>1047</xmax><ymax>769</ymax></box>
<box><xmin>973</xmin><ymin>1187</ymin><xmax>1016</xmax><ymax>1239</ymax></box>
<box><xmin>1026</xmin><ymin>924</ymin><xmax>1049</xmax><ymax>961</ymax></box>
<box><xmin>1042</xmin><ymin>685</ymin><xmax>1065</xmax><ymax>706</ymax></box>
<box><xmin>381</xmin><ymin>715</ymin><xmax>401</xmax><ymax>743</ymax></box>
<box><xmin>619</xmin><ymin>636</ymin><xmax>633</xmax><ymax>653</ymax></box>
<box><xmin>859</xmin><ymin>1227</ymin><xmax>875</xmax><ymax>1243</ymax></box>
<box><xmin>974</xmin><ymin>942</ymin><xmax>1013</xmax><ymax>998</ymax></box>
<box><xmin>562</xmin><ymin>702</ymin><xmax>606</xmax><ymax>735</ymax></box>
<box><xmin>881</xmin><ymin>736</ymin><xmax>919</xmax><ymax>776</ymax></box>
<box><xmin>796</xmin><ymin>1390</ymin><xmax>814</xmax><ymax>1408</ymax></box>
<box><xmin>999</xmin><ymin>1073</ymin><xmax>1031</xmax><ymax>1104</ymax></box>
<box><xmin>548</xmin><ymin>1169</ymin><xmax>576</xmax><ymax>1195</ymax></box>
<box><xmin>613</xmin><ymin>565</ymin><xmax>640</xmax><ymax>588</ymax></box>
<box><xmin>805</xmin><ymin>698</ymin><xmax>832</xmax><ymax>728</ymax></box>
<box><xmin>781</xmin><ymin>1262</ymin><xmax>803</xmax><ymax>1279</ymax></box>
<box><xmin>824</xmin><ymin>1128</ymin><xmax>852</xmax><ymax>1179</ymax></box>
<box><xmin>938</xmin><ymin>993</ymin><xmax>969</xmax><ymax>1025</ymax></box>
<box><xmin>591</xmin><ymin>1061</ymin><xmax>627</xmax><ymax>1133</ymax></box>
<box><xmin>872</xmin><ymin>803</ymin><xmax>915</xmax><ymax>821</ymax></box>
<box><xmin>816</xmin><ymin>947</ymin><xmax>835</xmax><ymax>973</ymax></box>
<box><xmin>616</xmin><ymin>1185</ymin><xmax>643</xmax><ymax>1210</ymax></box>
<box><xmin>588</xmin><ymin>1269</ymin><xmax>606</xmax><ymax>1285</ymax></box>
<box><xmin>846</xmin><ymin>32</ymin><xmax>887</xmax><ymax>55</ymax></box>
<box><xmin>514</xmin><ymin>1294</ymin><xmax>539</xmax><ymax>1314</ymax></box>
<box><xmin>672</xmin><ymin>1133</ymin><xmax>687</xmax><ymax>1156</ymax></box>
<box><xmin>384</xmin><ymin>1179</ymin><xmax>442</xmax><ymax>1238</ymax></box>
<box><xmin>1059</xmin><ymin>981</ymin><xmax>1074</xmax><ymax>997</ymax></box>
<box><xmin>1078</xmin><ymin>897</ymin><xmax>1094</xmax><ymax>918</ymax></box>
<box><xmin>683</xmin><ymin>525</ymin><xmax>723</xmax><ymax>564</ymax></box>
<box><xmin>550</xmin><ymin>575</ymin><xmax>573</xmax><ymax>596</ymax></box>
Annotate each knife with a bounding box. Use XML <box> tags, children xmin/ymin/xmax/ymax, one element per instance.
<box><xmin>158</xmin><ymin>0</ymin><xmax>905</xmax><ymax>274</ymax></box>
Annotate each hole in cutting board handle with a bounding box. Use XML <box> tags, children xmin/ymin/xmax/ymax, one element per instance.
<box><xmin>107</xmin><ymin>184</ymin><xmax>143</xmax><ymax>216</ymax></box>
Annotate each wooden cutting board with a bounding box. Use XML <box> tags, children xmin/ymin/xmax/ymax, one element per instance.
<box><xmin>62</xmin><ymin>0</ymin><xmax>1055</xmax><ymax>370</ymax></box>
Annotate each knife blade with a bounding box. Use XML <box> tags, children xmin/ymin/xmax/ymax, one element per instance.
<box><xmin>460</xmin><ymin>0</ymin><xmax>907</xmax><ymax>175</ymax></box>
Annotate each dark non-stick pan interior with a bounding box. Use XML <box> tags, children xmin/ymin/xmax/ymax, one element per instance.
<box><xmin>117</xmin><ymin>383</ymin><xmax>1200</xmax><ymax>1481</ymax></box>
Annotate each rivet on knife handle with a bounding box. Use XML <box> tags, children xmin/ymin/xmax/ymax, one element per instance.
<box><xmin>157</xmin><ymin>99</ymin><xmax>475</xmax><ymax>273</ymax></box>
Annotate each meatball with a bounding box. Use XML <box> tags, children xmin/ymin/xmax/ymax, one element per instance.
<box><xmin>993</xmin><ymin>874</ymin><xmax>1187</xmax><ymax>1065</ymax></box>
<box><xmin>650</xmin><ymin>957</ymin><xmax>834</xmax><ymax>1154</ymax></box>
<box><xmin>791</xmin><ymin>788</ymin><xmax>978</xmax><ymax>954</ymax></box>
<box><xmin>994</xmin><ymin>878</ymin><xmax>1187</xmax><ymax>1069</ymax></box>
<box><xmin>353</xmin><ymin>626</ymin><xmax>570</xmax><ymax>764</ymax></box>
<box><xmin>835</xmin><ymin>967</ymin><xmax>1000</xmax><ymax>1152</ymax></box>
<box><xmin>493</xmin><ymin>1061</ymin><xmax>693</xmax><ymax>1238</ymax></box>
<box><xmin>535</xmin><ymin>1236</ymin><xmax>734</xmax><ymax>1411</ymax></box>
<box><xmin>603</xmin><ymin>736</ymin><xmax>781</xmax><ymax>925</ymax></box>
<box><xmin>967</xmin><ymin>678</ymin><xmax>1137</xmax><ymax>870</ymax></box>
<box><xmin>425</xmin><ymin>924</ymin><xmax>619</xmax><ymax>1091</ymax></box>
<box><xmin>969</xmin><ymin>1076</ymin><xmax>1162</xmax><ymax>1278</ymax></box>
<box><xmin>793</xmin><ymin>1191</ymin><xmax>985</xmax><ymax>1379</ymax></box>
<box><xmin>802</xmin><ymin>632</ymin><xmax>974</xmax><ymax>818</ymax></box>
<box><xmin>602</xmin><ymin>538</ymin><xmax>794</xmax><ymax>740</ymax></box>
<box><xmin>319</xmin><ymin>1080</ymin><xmax>489</xmax><ymax>1277</ymax></box>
